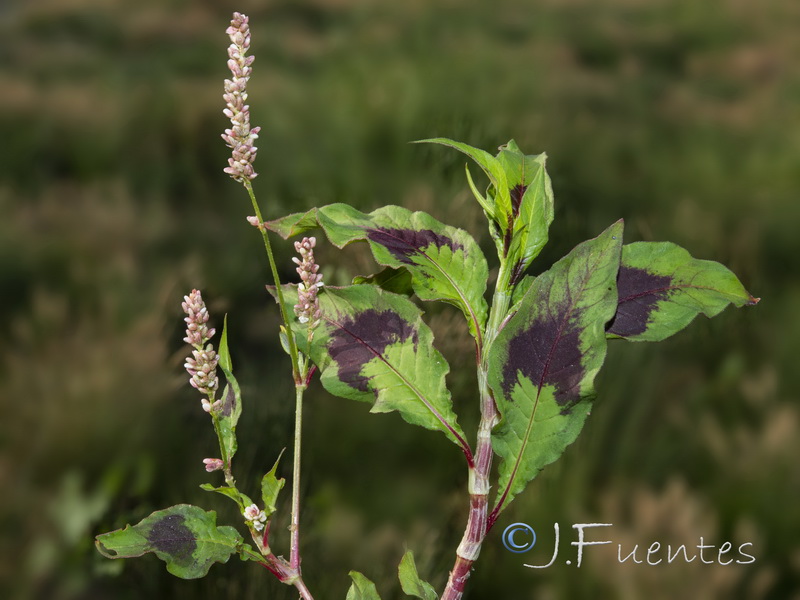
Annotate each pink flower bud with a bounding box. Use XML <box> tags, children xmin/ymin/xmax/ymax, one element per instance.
<box><xmin>203</xmin><ymin>458</ymin><xmax>224</xmax><ymax>472</ymax></box>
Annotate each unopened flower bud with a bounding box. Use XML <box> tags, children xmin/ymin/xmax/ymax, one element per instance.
<box><xmin>182</xmin><ymin>289</ymin><xmax>216</xmax><ymax>347</ymax></box>
<box><xmin>203</xmin><ymin>458</ymin><xmax>224</xmax><ymax>472</ymax></box>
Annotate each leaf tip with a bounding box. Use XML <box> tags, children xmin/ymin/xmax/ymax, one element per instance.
<box><xmin>747</xmin><ymin>296</ymin><xmax>761</xmax><ymax>306</ymax></box>
<box><xmin>94</xmin><ymin>538</ymin><xmax>116</xmax><ymax>558</ymax></box>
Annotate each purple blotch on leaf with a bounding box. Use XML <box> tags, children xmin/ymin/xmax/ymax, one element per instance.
<box><xmin>366</xmin><ymin>227</ymin><xmax>462</xmax><ymax>265</ymax></box>
<box><xmin>147</xmin><ymin>514</ymin><xmax>196</xmax><ymax>563</ymax></box>
<box><xmin>606</xmin><ymin>266</ymin><xmax>672</xmax><ymax>337</ymax></box>
<box><xmin>509</xmin><ymin>259</ymin><xmax>526</xmax><ymax>286</ymax></box>
<box><xmin>328</xmin><ymin>309</ymin><xmax>418</xmax><ymax>392</ymax></box>
<box><xmin>220</xmin><ymin>385</ymin><xmax>236</xmax><ymax>418</ymax></box>
<box><xmin>510</xmin><ymin>183</ymin><xmax>527</xmax><ymax>217</ymax></box>
<box><xmin>502</xmin><ymin>303</ymin><xmax>585</xmax><ymax>409</ymax></box>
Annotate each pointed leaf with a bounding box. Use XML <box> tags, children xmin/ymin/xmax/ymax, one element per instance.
<box><xmin>398</xmin><ymin>550</ymin><xmax>437</xmax><ymax>600</ymax></box>
<box><xmin>274</xmin><ymin>284</ymin><xmax>468</xmax><ymax>450</ymax></box>
<box><xmin>415</xmin><ymin>137</ymin><xmax>511</xmax><ymax>219</ymax></box>
<box><xmin>95</xmin><ymin>505</ymin><xmax>242</xmax><ymax>579</ymax></box>
<box><xmin>199</xmin><ymin>484</ymin><xmax>252</xmax><ymax>511</ymax></box>
<box><xmin>496</xmin><ymin>141</ymin><xmax>555</xmax><ymax>267</ymax></box>
<box><xmin>261</xmin><ymin>453</ymin><xmax>285</xmax><ymax>518</ymax></box>
<box><xmin>218</xmin><ymin>314</ymin><xmax>233</xmax><ymax>372</ymax></box>
<box><xmin>346</xmin><ymin>571</ymin><xmax>382</xmax><ymax>600</ymax></box>
<box><xmin>607</xmin><ymin>242</ymin><xmax>759</xmax><ymax>342</ymax></box>
<box><xmin>464</xmin><ymin>163</ymin><xmax>496</xmax><ymax>219</ymax></box>
<box><xmin>265</xmin><ymin>208</ymin><xmax>318</xmax><ymax>239</ymax></box>
<box><xmin>216</xmin><ymin>318</ymin><xmax>242</xmax><ymax>464</ymax></box>
<box><xmin>489</xmin><ymin>221</ymin><xmax>623</xmax><ymax>514</ymax></box>
<box><xmin>269</xmin><ymin>204</ymin><xmax>489</xmax><ymax>341</ymax></box>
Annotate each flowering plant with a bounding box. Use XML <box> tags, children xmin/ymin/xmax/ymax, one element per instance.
<box><xmin>95</xmin><ymin>11</ymin><xmax>758</xmax><ymax>600</ymax></box>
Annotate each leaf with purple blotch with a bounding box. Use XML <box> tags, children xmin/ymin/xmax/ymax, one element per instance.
<box><xmin>95</xmin><ymin>504</ymin><xmax>243</xmax><ymax>579</ymax></box>
<box><xmin>606</xmin><ymin>242</ymin><xmax>759</xmax><ymax>342</ymax></box>
<box><xmin>488</xmin><ymin>221</ymin><xmax>623</xmax><ymax>516</ymax></box>
<box><xmin>268</xmin><ymin>204</ymin><xmax>488</xmax><ymax>342</ymax></box>
<box><xmin>496</xmin><ymin>140</ymin><xmax>555</xmax><ymax>268</ymax></box>
<box><xmin>275</xmin><ymin>284</ymin><xmax>468</xmax><ymax>451</ymax></box>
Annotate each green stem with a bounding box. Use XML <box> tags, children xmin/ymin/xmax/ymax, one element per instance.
<box><xmin>243</xmin><ymin>181</ymin><xmax>312</xmax><ymax>581</ymax></box>
<box><xmin>244</xmin><ymin>181</ymin><xmax>302</xmax><ymax>381</ymax></box>
<box><xmin>290</xmin><ymin>382</ymin><xmax>305</xmax><ymax>570</ymax></box>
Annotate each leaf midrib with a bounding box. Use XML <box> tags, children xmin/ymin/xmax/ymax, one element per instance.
<box><xmin>324</xmin><ymin>315</ymin><xmax>467</xmax><ymax>448</ymax></box>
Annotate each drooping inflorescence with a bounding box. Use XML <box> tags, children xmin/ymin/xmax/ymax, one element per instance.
<box><xmin>222</xmin><ymin>12</ymin><xmax>260</xmax><ymax>183</ymax></box>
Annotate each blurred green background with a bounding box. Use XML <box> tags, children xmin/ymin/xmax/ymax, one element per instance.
<box><xmin>0</xmin><ymin>0</ymin><xmax>797</xmax><ymax>598</ymax></box>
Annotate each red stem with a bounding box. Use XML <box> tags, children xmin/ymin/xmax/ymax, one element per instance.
<box><xmin>442</xmin><ymin>260</ymin><xmax>513</xmax><ymax>599</ymax></box>
<box><xmin>441</xmin><ymin>374</ymin><xmax>498</xmax><ymax>600</ymax></box>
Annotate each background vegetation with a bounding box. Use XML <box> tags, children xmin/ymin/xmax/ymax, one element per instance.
<box><xmin>0</xmin><ymin>0</ymin><xmax>797</xmax><ymax>598</ymax></box>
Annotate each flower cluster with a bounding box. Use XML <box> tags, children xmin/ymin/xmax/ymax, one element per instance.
<box><xmin>222</xmin><ymin>12</ymin><xmax>260</xmax><ymax>183</ymax></box>
<box><xmin>293</xmin><ymin>237</ymin><xmax>323</xmax><ymax>328</ymax></box>
<box><xmin>182</xmin><ymin>289</ymin><xmax>220</xmax><ymax>412</ymax></box>
<box><xmin>244</xmin><ymin>504</ymin><xmax>268</xmax><ymax>531</ymax></box>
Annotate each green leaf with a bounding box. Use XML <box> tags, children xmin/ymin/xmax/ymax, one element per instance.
<box><xmin>275</xmin><ymin>284</ymin><xmax>468</xmax><ymax>449</ymax></box>
<box><xmin>607</xmin><ymin>242</ymin><xmax>759</xmax><ymax>342</ymax></box>
<box><xmin>496</xmin><ymin>140</ymin><xmax>555</xmax><ymax>267</ymax></box>
<box><xmin>508</xmin><ymin>274</ymin><xmax>535</xmax><ymax>314</ymax></box>
<box><xmin>353</xmin><ymin>267</ymin><xmax>414</xmax><ymax>296</ymax></box>
<box><xmin>489</xmin><ymin>221</ymin><xmax>623</xmax><ymax>515</ymax></box>
<box><xmin>216</xmin><ymin>382</ymin><xmax>241</xmax><ymax>464</ymax></box>
<box><xmin>218</xmin><ymin>314</ymin><xmax>232</xmax><ymax>372</ymax></box>
<box><xmin>269</xmin><ymin>203</ymin><xmax>489</xmax><ymax>342</ymax></box>
<box><xmin>346</xmin><ymin>571</ymin><xmax>382</xmax><ymax>600</ymax></box>
<box><xmin>415</xmin><ymin>137</ymin><xmax>511</xmax><ymax>220</ymax></box>
<box><xmin>261</xmin><ymin>453</ymin><xmax>285</xmax><ymax>519</ymax></box>
<box><xmin>265</xmin><ymin>208</ymin><xmax>318</xmax><ymax>239</ymax></box>
<box><xmin>398</xmin><ymin>550</ymin><xmax>437</xmax><ymax>600</ymax></box>
<box><xmin>464</xmin><ymin>163</ymin><xmax>495</xmax><ymax>221</ymax></box>
<box><xmin>216</xmin><ymin>318</ymin><xmax>242</xmax><ymax>464</ymax></box>
<box><xmin>199</xmin><ymin>484</ymin><xmax>252</xmax><ymax>510</ymax></box>
<box><xmin>95</xmin><ymin>505</ymin><xmax>242</xmax><ymax>579</ymax></box>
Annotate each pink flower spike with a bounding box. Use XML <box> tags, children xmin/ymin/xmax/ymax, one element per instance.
<box><xmin>293</xmin><ymin>237</ymin><xmax>323</xmax><ymax>328</ymax></box>
<box><xmin>223</xmin><ymin>12</ymin><xmax>260</xmax><ymax>183</ymax></box>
